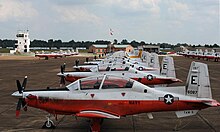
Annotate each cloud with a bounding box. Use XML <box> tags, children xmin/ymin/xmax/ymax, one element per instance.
<box><xmin>167</xmin><ymin>1</ymin><xmax>192</xmax><ymax>21</ymax></box>
<box><xmin>115</xmin><ymin>0</ymin><xmax>161</xmax><ymax>15</ymax></box>
<box><xmin>53</xmin><ymin>5</ymin><xmax>101</xmax><ymax>24</ymax></box>
<box><xmin>0</xmin><ymin>0</ymin><xmax>38</xmax><ymax>22</ymax></box>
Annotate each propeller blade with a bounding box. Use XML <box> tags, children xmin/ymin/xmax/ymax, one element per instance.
<box><xmin>22</xmin><ymin>76</ymin><xmax>27</xmax><ymax>90</ymax></box>
<box><xmin>16</xmin><ymin>80</ymin><xmax>22</xmax><ymax>94</ymax></box>
<box><xmin>16</xmin><ymin>98</ymin><xmax>22</xmax><ymax>118</ymax></box>
<box><xmin>63</xmin><ymin>63</ymin><xmax>66</xmax><ymax>71</ymax></box>
<box><xmin>60</xmin><ymin>76</ymin><xmax>65</xmax><ymax>86</ymax></box>
<box><xmin>21</xmin><ymin>99</ymin><xmax>26</xmax><ymax>108</ymax></box>
<box><xmin>61</xmin><ymin>65</ymin><xmax>63</xmax><ymax>74</ymax></box>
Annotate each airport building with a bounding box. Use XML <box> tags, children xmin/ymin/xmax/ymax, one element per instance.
<box><xmin>89</xmin><ymin>45</ymin><xmax>108</xmax><ymax>54</ymax></box>
<box><xmin>138</xmin><ymin>45</ymin><xmax>160</xmax><ymax>53</ymax></box>
<box><xmin>15</xmin><ymin>30</ymin><xmax>30</xmax><ymax>53</ymax></box>
<box><xmin>89</xmin><ymin>44</ymin><xmax>133</xmax><ymax>54</ymax></box>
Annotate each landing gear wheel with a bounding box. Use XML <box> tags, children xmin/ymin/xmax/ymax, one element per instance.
<box><xmin>42</xmin><ymin>120</ymin><xmax>55</xmax><ymax>129</ymax></box>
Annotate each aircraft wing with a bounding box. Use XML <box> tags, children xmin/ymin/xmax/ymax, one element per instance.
<box><xmin>76</xmin><ymin>110</ymin><xmax>120</xmax><ymax>119</ymax></box>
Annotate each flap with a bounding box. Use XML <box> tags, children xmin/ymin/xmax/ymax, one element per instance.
<box><xmin>76</xmin><ymin>110</ymin><xmax>120</xmax><ymax>119</ymax></box>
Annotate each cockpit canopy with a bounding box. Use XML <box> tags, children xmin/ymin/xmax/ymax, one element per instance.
<box><xmin>67</xmin><ymin>75</ymin><xmax>134</xmax><ymax>91</ymax></box>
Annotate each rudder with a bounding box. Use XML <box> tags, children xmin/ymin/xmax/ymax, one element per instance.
<box><xmin>160</xmin><ymin>56</ymin><xmax>176</xmax><ymax>78</ymax></box>
<box><xmin>185</xmin><ymin>61</ymin><xmax>212</xmax><ymax>98</ymax></box>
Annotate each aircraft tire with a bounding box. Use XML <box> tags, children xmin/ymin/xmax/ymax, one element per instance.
<box><xmin>42</xmin><ymin>120</ymin><xmax>55</xmax><ymax>129</ymax></box>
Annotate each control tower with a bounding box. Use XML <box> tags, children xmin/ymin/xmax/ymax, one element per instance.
<box><xmin>15</xmin><ymin>30</ymin><xmax>30</xmax><ymax>53</ymax></box>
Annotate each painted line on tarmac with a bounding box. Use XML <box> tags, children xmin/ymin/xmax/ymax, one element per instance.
<box><xmin>197</xmin><ymin>113</ymin><xmax>216</xmax><ymax>132</ymax></box>
<box><xmin>51</xmin><ymin>115</ymin><xmax>66</xmax><ymax>132</ymax></box>
<box><xmin>0</xmin><ymin>105</ymin><xmax>14</xmax><ymax>115</ymax></box>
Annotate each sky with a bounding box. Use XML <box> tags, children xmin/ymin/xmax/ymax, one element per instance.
<box><xmin>0</xmin><ymin>0</ymin><xmax>219</xmax><ymax>45</ymax></box>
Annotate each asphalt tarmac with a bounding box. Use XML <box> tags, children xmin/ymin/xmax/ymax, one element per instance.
<box><xmin>0</xmin><ymin>55</ymin><xmax>219</xmax><ymax>132</ymax></box>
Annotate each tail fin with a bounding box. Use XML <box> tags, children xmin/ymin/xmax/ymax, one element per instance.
<box><xmin>148</xmin><ymin>53</ymin><xmax>160</xmax><ymax>70</ymax></box>
<box><xmin>141</xmin><ymin>51</ymin><xmax>150</xmax><ymax>61</ymax></box>
<box><xmin>185</xmin><ymin>61</ymin><xmax>212</xmax><ymax>98</ymax></box>
<box><xmin>160</xmin><ymin>56</ymin><xmax>176</xmax><ymax>78</ymax></box>
<box><xmin>137</xmin><ymin>50</ymin><xmax>142</xmax><ymax>58</ymax></box>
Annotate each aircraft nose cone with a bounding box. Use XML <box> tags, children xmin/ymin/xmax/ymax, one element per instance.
<box><xmin>57</xmin><ymin>72</ymin><xmax>64</xmax><ymax>77</ymax></box>
<box><xmin>11</xmin><ymin>91</ymin><xmax>22</xmax><ymax>97</ymax></box>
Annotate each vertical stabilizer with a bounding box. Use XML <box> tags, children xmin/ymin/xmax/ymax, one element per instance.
<box><xmin>142</xmin><ymin>51</ymin><xmax>150</xmax><ymax>66</ymax></box>
<box><xmin>160</xmin><ymin>56</ymin><xmax>176</xmax><ymax>78</ymax></box>
<box><xmin>185</xmin><ymin>62</ymin><xmax>212</xmax><ymax>98</ymax></box>
<box><xmin>148</xmin><ymin>53</ymin><xmax>160</xmax><ymax>69</ymax></box>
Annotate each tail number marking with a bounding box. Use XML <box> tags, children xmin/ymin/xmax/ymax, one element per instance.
<box><xmin>191</xmin><ymin>76</ymin><xmax>198</xmax><ymax>85</ymax></box>
<box><xmin>187</xmin><ymin>90</ymin><xmax>198</xmax><ymax>95</ymax></box>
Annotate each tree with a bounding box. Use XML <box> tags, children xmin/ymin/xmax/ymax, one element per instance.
<box><xmin>48</xmin><ymin>39</ymin><xmax>53</xmax><ymax>50</ymax></box>
<box><xmin>113</xmin><ymin>39</ymin><xmax>118</xmax><ymax>44</ymax></box>
<box><xmin>121</xmin><ymin>39</ymin><xmax>128</xmax><ymax>45</ymax></box>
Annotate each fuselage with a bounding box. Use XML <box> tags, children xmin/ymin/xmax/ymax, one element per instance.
<box><xmin>23</xmin><ymin>87</ymin><xmax>210</xmax><ymax>117</ymax></box>
<box><xmin>58</xmin><ymin>71</ymin><xmax>180</xmax><ymax>85</ymax></box>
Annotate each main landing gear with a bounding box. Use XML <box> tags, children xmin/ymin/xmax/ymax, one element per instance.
<box><xmin>42</xmin><ymin>114</ymin><xmax>55</xmax><ymax>129</ymax></box>
<box><xmin>89</xmin><ymin>118</ymin><xmax>103</xmax><ymax>132</ymax></box>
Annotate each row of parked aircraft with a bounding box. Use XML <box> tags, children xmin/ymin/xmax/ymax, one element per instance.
<box><xmin>12</xmin><ymin>50</ymin><xmax>220</xmax><ymax>132</ymax></box>
<box><xmin>35</xmin><ymin>50</ymin><xmax>79</xmax><ymax>60</ymax></box>
<box><xmin>179</xmin><ymin>46</ymin><xmax>220</xmax><ymax>62</ymax></box>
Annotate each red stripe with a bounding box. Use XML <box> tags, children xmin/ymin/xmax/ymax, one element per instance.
<box><xmin>26</xmin><ymin>99</ymin><xmax>208</xmax><ymax>116</ymax></box>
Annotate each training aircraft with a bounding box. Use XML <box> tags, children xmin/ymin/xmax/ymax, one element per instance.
<box><xmin>74</xmin><ymin>51</ymin><xmax>159</xmax><ymax>72</ymax></box>
<box><xmin>58</xmin><ymin>56</ymin><xmax>181</xmax><ymax>86</ymax></box>
<box><xmin>179</xmin><ymin>46</ymin><xmax>220</xmax><ymax>62</ymax></box>
<box><xmin>11</xmin><ymin>61</ymin><xmax>220</xmax><ymax>132</ymax></box>
<box><xmin>35</xmin><ymin>50</ymin><xmax>78</xmax><ymax>60</ymax></box>
<box><xmin>35</xmin><ymin>52</ymin><xmax>63</xmax><ymax>60</ymax></box>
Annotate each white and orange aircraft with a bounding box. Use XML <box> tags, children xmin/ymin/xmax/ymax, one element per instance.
<box><xmin>74</xmin><ymin>51</ymin><xmax>159</xmax><ymax>72</ymax></box>
<box><xmin>35</xmin><ymin>52</ymin><xmax>63</xmax><ymax>60</ymax></box>
<box><xmin>58</xmin><ymin>56</ymin><xmax>181</xmax><ymax>86</ymax></box>
<box><xmin>12</xmin><ymin>61</ymin><xmax>220</xmax><ymax>131</ymax></box>
<box><xmin>35</xmin><ymin>50</ymin><xmax>78</xmax><ymax>60</ymax></box>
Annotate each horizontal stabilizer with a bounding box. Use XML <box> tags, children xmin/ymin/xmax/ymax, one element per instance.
<box><xmin>175</xmin><ymin>110</ymin><xmax>198</xmax><ymax>118</ymax></box>
<box><xmin>202</xmin><ymin>100</ymin><xmax>220</xmax><ymax>107</ymax></box>
<box><xmin>76</xmin><ymin>110</ymin><xmax>120</xmax><ymax>119</ymax></box>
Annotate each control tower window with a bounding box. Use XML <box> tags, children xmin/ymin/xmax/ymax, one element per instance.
<box><xmin>16</xmin><ymin>34</ymin><xmax>24</xmax><ymax>37</ymax></box>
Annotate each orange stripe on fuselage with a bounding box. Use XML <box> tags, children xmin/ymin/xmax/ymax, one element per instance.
<box><xmin>26</xmin><ymin>99</ymin><xmax>208</xmax><ymax>116</ymax></box>
<box><xmin>132</xmin><ymin>78</ymin><xmax>179</xmax><ymax>85</ymax></box>
<box><xmin>64</xmin><ymin>76</ymin><xmax>179</xmax><ymax>85</ymax></box>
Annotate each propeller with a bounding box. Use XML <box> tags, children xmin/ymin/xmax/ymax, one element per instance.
<box><xmin>15</xmin><ymin>76</ymin><xmax>28</xmax><ymax>118</ymax></box>
<box><xmin>60</xmin><ymin>63</ymin><xmax>66</xmax><ymax>86</ymax></box>
<box><xmin>60</xmin><ymin>63</ymin><xmax>66</xmax><ymax>74</ymax></box>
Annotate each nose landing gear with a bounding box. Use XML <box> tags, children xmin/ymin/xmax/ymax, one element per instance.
<box><xmin>42</xmin><ymin>114</ymin><xmax>55</xmax><ymax>129</ymax></box>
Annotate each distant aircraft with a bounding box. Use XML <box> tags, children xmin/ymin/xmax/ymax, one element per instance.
<box><xmin>179</xmin><ymin>46</ymin><xmax>220</xmax><ymax>62</ymax></box>
<box><xmin>35</xmin><ymin>50</ymin><xmax>78</xmax><ymax>60</ymax></box>
<box><xmin>57</xmin><ymin>56</ymin><xmax>181</xmax><ymax>86</ymax></box>
<box><xmin>12</xmin><ymin>61</ymin><xmax>220</xmax><ymax>131</ymax></box>
<box><xmin>74</xmin><ymin>51</ymin><xmax>159</xmax><ymax>73</ymax></box>
<box><xmin>35</xmin><ymin>52</ymin><xmax>63</xmax><ymax>60</ymax></box>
